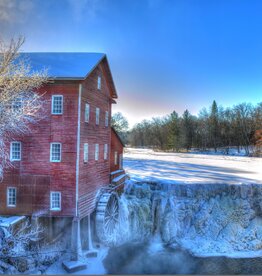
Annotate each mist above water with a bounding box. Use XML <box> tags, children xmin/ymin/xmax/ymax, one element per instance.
<box><xmin>104</xmin><ymin>242</ymin><xmax>262</xmax><ymax>274</ymax></box>
<box><xmin>102</xmin><ymin>181</ymin><xmax>262</xmax><ymax>274</ymax></box>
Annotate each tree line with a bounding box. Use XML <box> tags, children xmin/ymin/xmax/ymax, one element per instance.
<box><xmin>125</xmin><ymin>101</ymin><xmax>262</xmax><ymax>155</ymax></box>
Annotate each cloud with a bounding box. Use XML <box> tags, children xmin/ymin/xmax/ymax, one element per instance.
<box><xmin>0</xmin><ymin>0</ymin><xmax>34</xmax><ymax>23</ymax></box>
<box><xmin>67</xmin><ymin>0</ymin><xmax>104</xmax><ymax>22</ymax></box>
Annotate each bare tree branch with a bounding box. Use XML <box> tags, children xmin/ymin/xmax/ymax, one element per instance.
<box><xmin>0</xmin><ymin>36</ymin><xmax>48</xmax><ymax>180</ymax></box>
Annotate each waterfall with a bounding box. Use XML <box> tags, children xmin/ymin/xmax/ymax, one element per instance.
<box><xmin>108</xmin><ymin>180</ymin><xmax>262</xmax><ymax>256</ymax></box>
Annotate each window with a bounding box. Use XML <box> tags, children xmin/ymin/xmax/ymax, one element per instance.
<box><xmin>7</xmin><ymin>187</ymin><xmax>16</xmax><ymax>207</ymax></box>
<box><xmin>119</xmin><ymin>154</ymin><xmax>123</xmax><ymax>169</ymax></box>
<box><xmin>97</xmin><ymin>76</ymin><xmax>101</xmax><ymax>90</ymax></box>
<box><xmin>96</xmin><ymin>108</ymin><xmax>100</xmax><ymax>125</ymax></box>
<box><xmin>52</xmin><ymin>95</ymin><xmax>63</xmax><ymax>114</ymax></box>
<box><xmin>84</xmin><ymin>143</ymin><xmax>89</xmax><ymax>163</ymax></box>
<box><xmin>50</xmin><ymin>143</ymin><xmax>61</xmax><ymax>162</ymax></box>
<box><xmin>105</xmin><ymin>111</ymin><xmax>109</xmax><ymax>127</ymax></box>
<box><xmin>50</xmin><ymin>191</ymin><xmax>61</xmax><ymax>211</ymax></box>
<box><xmin>12</xmin><ymin>97</ymin><xmax>23</xmax><ymax>112</ymax></box>
<box><xmin>85</xmin><ymin>103</ymin><xmax>90</xmax><ymax>123</ymax></box>
<box><xmin>95</xmin><ymin>144</ymin><xmax>99</xmax><ymax>161</ymax></box>
<box><xmin>104</xmin><ymin>144</ymin><xmax>108</xmax><ymax>160</ymax></box>
<box><xmin>10</xmin><ymin>142</ymin><xmax>21</xmax><ymax>161</ymax></box>
<box><xmin>114</xmin><ymin>151</ymin><xmax>118</xmax><ymax>165</ymax></box>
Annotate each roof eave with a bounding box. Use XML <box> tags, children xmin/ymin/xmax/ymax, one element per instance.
<box><xmin>48</xmin><ymin>77</ymin><xmax>84</xmax><ymax>81</ymax></box>
<box><xmin>103</xmin><ymin>55</ymin><xmax>118</xmax><ymax>99</ymax></box>
<box><xmin>83</xmin><ymin>53</ymin><xmax>106</xmax><ymax>80</ymax></box>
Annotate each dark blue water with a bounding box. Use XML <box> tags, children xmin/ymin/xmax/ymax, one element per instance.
<box><xmin>104</xmin><ymin>242</ymin><xmax>262</xmax><ymax>275</ymax></box>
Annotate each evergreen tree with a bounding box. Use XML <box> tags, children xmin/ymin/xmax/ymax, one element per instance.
<box><xmin>209</xmin><ymin>100</ymin><xmax>220</xmax><ymax>152</ymax></box>
<box><xmin>181</xmin><ymin>109</ymin><xmax>194</xmax><ymax>151</ymax></box>
<box><xmin>167</xmin><ymin>111</ymin><xmax>181</xmax><ymax>152</ymax></box>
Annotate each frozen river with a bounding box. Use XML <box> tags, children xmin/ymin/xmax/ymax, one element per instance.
<box><xmin>124</xmin><ymin>148</ymin><xmax>262</xmax><ymax>185</ymax></box>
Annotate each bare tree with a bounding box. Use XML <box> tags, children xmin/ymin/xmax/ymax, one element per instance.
<box><xmin>0</xmin><ymin>37</ymin><xmax>47</xmax><ymax>180</ymax></box>
<box><xmin>111</xmin><ymin>112</ymin><xmax>129</xmax><ymax>144</ymax></box>
<box><xmin>0</xmin><ymin>218</ymin><xmax>45</xmax><ymax>273</ymax></box>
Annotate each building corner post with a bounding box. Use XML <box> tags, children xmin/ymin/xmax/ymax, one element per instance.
<box><xmin>70</xmin><ymin>217</ymin><xmax>82</xmax><ymax>261</ymax></box>
<box><xmin>71</xmin><ymin>83</ymin><xmax>83</xmax><ymax>261</ymax></box>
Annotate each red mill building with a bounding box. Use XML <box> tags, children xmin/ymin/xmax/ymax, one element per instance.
<box><xmin>0</xmin><ymin>53</ymin><xmax>126</xmax><ymax>264</ymax></box>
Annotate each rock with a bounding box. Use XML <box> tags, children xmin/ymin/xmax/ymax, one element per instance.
<box><xmin>62</xmin><ymin>260</ymin><xmax>87</xmax><ymax>273</ymax></box>
<box><xmin>0</xmin><ymin>260</ymin><xmax>10</xmax><ymax>270</ymax></box>
<box><xmin>12</xmin><ymin>257</ymin><xmax>29</xmax><ymax>273</ymax></box>
<box><xmin>86</xmin><ymin>250</ymin><xmax>98</xmax><ymax>258</ymax></box>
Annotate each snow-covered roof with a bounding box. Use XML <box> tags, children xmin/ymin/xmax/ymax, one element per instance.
<box><xmin>0</xmin><ymin>216</ymin><xmax>26</xmax><ymax>228</ymax></box>
<box><xmin>19</xmin><ymin>52</ymin><xmax>105</xmax><ymax>79</ymax></box>
<box><xmin>17</xmin><ymin>52</ymin><xmax>118</xmax><ymax>98</ymax></box>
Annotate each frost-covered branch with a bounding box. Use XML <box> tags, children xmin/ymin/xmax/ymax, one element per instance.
<box><xmin>0</xmin><ymin>37</ymin><xmax>48</xmax><ymax>180</ymax></box>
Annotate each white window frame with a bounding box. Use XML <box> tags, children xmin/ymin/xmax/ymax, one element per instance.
<box><xmin>95</xmin><ymin>144</ymin><xmax>99</xmax><ymax>161</ymax></box>
<box><xmin>85</xmin><ymin>103</ymin><xmax>90</xmax><ymax>123</ymax></box>
<box><xmin>119</xmin><ymin>153</ymin><xmax>123</xmax><ymax>169</ymax></box>
<box><xmin>50</xmin><ymin>143</ymin><xmax>62</xmax><ymax>162</ymax></box>
<box><xmin>96</xmin><ymin>107</ymin><xmax>100</xmax><ymax>125</ymax></box>
<box><xmin>84</xmin><ymin>143</ymin><xmax>89</xmax><ymax>163</ymax></box>
<box><xmin>104</xmin><ymin>144</ymin><xmax>108</xmax><ymax>160</ymax></box>
<box><xmin>51</xmin><ymin>95</ymin><xmax>63</xmax><ymax>115</ymax></box>
<box><xmin>105</xmin><ymin>111</ymin><xmax>109</xmax><ymax>127</ymax></box>
<box><xmin>10</xmin><ymin>141</ymin><xmax>21</xmax><ymax>161</ymax></box>
<box><xmin>12</xmin><ymin>97</ymin><xmax>23</xmax><ymax>113</ymax></box>
<box><xmin>7</xmin><ymin>187</ymin><xmax>16</xmax><ymax>207</ymax></box>
<box><xmin>97</xmin><ymin>76</ymin><xmax>101</xmax><ymax>90</ymax></box>
<box><xmin>50</xmin><ymin>191</ymin><xmax>61</xmax><ymax>211</ymax></box>
<box><xmin>114</xmin><ymin>151</ymin><xmax>118</xmax><ymax>165</ymax></box>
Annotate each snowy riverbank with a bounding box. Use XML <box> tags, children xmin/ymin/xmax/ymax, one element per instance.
<box><xmin>124</xmin><ymin>147</ymin><xmax>262</xmax><ymax>185</ymax></box>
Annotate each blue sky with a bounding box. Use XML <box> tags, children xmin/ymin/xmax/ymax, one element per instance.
<box><xmin>1</xmin><ymin>0</ymin><xmax>262</xmax><ymax>127</ymax></box>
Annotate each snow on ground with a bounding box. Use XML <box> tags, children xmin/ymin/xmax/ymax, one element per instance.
<box><xmin>124</xmin><ymin>148</ymin><xmax>262</xmax><ymax>185</ymax></box>
<box><xmin>45</xmin><ymin>247</ymin><xmax>108</xmax><ymax>275</ymax></box>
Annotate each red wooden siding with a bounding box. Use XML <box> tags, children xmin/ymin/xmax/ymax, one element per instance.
<box><xmin>78</xmin><ymin>62</ymin><xmax>113</xmax><ymax>218</ymax></box>
<box><xmin>0</xmin><ymin>83</ymin><xmax>79</xmax><ymax>217</ymax></box>
<box><xmin>110</xmin><ymin>128</ymin><xmax>124</xmax><ymax>172</ymax></box>
<box><xmin>0</xmin><ymin>58</ymin><xmax>117</xmax><ymax>219</ymax></box>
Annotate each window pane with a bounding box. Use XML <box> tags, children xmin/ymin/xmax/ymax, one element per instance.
<box><xmin>104</xmin><ymin>144</ymin><xmax>108</xmax><ymax>160</ymax></box>
<box><xmin>85</xmin><ymin>103</ymin><xmax>90</xmax><ymax>122</ymax></box>
<box><xmin>105</xmin><ymin>111</ymin><xmax>108</xmax><ymax>127</ymax></box>
<box><xmin>12</xmin><ymin>97</ymin><xmax>23</xmax><ymax>112</ymax></box>
<box><xmin>8</xmin><ymin>188</ymin><xmax>16</xmax><ymax>206</ymax></box>
<box><xmin>11</xmin><ymin>142</ymin><xmax>21</xmax><ymax>160</ymax></box>
<box><xmin>84</xmin><ymin>143</ymin><xmax>88</xmax><ymax>162</ymax></box>
<box><xmin>96</xmin><ymin>108</ymin><xmax>100</xmax><ymax>125</ymax></box>
<box><xmin>97</xmin><ymin>76</ymin><xmax>101</xmax><ymax>90</ymax></box>
<box><xmin>95</xmin><ymin>144</ymin><xmax>99</xmax><ymax>160</ymax></box>
<box><xmin>114</xmin><ymin>151</ymin><xmax>118</xmax><ymax>165</ymax></box>
<box><xmin>51</xmin><ymin>143</ymin><xmax>61</xmax><ymax>162</ymax></box>
<box><xmin>52</xmin><ymin>96</ymin><xmax>63</xmax><ymax>114</ymax></box>
<box><xmin>51</xmin><ymin>192</ymin><xmax>61</xmax><ymax>210</ymax></box>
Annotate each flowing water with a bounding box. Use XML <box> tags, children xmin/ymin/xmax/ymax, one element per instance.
<box><xmin>102</xmin><ymin>180</ymin><xmax>262</xmax><ymax>274</ymax></box>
